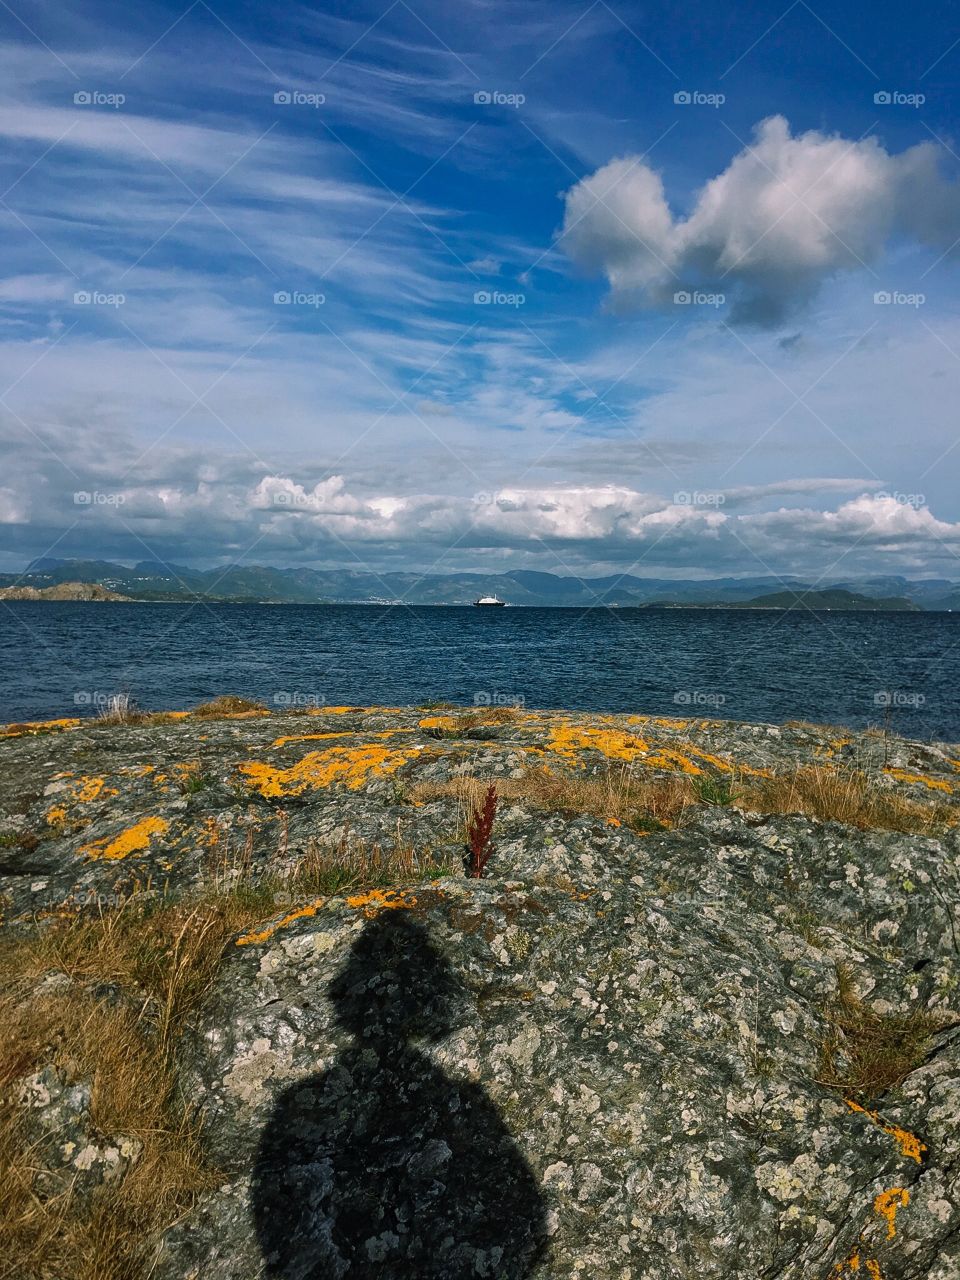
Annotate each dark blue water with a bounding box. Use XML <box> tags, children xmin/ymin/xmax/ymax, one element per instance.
<box><xmin>1</xmin><ymin>602</ymin><xmax>959</xmax><ymax>740</ymax></box>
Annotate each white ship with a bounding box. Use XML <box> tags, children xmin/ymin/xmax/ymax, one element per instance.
<box><xmin>473</xmin><ymin>594</ymin><xmax>506</xmax><ymax>607</ymax></box>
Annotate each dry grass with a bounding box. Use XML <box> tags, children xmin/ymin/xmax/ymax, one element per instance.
<box><xmin>738</xmin><ymin>766</ymin><xmax>954</xmax><ymax>834</ymax></box>
<box><xmin>91</xmin><ymin>693</ymin><xmax>267</xmax><ymax>728</ymax></box>
<box><xmin>412</xmin><ymin>760</ymin><xmax>954</xmax><ymax>838</ymax></box>
<box><xmin>0</xmin><ymin>892</ymin><xmax>260</xmax><ymax>1280</ymax></box>
<box><xmin>189</xmin><ymin>695</ymin><xmax>266</xmax><ymax>718</ymax></box>
<box><xmin>816</xmin><ymin>963</ymin><xmax>955</xmax><ymax>1099</ymax></box>
<box><xmin>0</xmin><ymin>822</ymin><xmax>452</xmax><ymax>1279</ymax></box>
<box><xmin>411</xmin><ymin>764</ymin><xmax>693</xmax><ymax>833</ymax></box>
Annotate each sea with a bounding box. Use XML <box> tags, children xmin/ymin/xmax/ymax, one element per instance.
<box><xmin>1</xmin><ymin>602</ymin><xmax>958</xmax><ymax>741</ymax></box>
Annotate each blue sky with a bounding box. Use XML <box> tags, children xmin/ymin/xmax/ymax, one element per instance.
<box><xmin>1</xmin><ymin>0</ymin><xmax>959</xmax><ymax>580</ymax></box>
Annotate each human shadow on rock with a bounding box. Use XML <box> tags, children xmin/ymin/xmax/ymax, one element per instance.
<box><xmin>252</xmin><ymin>911</ymin><xmax>549</xmax><ymax>1278</ymax></box>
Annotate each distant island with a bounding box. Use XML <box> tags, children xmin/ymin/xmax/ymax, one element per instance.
<box><xmin>0</xmin><ymin>580</ymin><xmax>130</xmax><ymax>602</ymax></box>
<box><xmin>0</xmin><ymin>558</ymin><xmax>952</xmax><ymax>609</ymax></box>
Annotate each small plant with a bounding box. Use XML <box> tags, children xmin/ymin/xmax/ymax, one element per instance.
<box><xmin>180</xmin><ymin>772</ymin><xmax>214</xmax><ymax>795</ymax></box>
<box><xmin>467</xmin><ymin>784</ymin><xmax>498</xmax><ymax>878</ymax></box>
<box><xmin>816</xmin><ymin>963</ymin><xmax>955</xmax><ymax>1099</ymax></box>
<box><xmin>694</xmin><ymin>774</ymin><xmax>739</xmax><ymax>806</ymax></box>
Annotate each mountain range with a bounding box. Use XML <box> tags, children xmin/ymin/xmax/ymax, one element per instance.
<box><xmin>0</xmin><ymin>559</ymin><xmax>956</xmax><ymax>609</ymax></box>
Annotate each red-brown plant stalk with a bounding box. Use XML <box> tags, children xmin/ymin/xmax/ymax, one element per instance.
<box><xmin>467</xmin><ymin>784</ymin><xmax>498</xmax><ymax>878</ymax></box>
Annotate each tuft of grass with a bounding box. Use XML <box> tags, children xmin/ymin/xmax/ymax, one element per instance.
<box><xmin>693</xmin><ymin>775</ymin><xmax>739</xmax><ymax>806</ymax></box>
<box><xmin>178</xmin><ymin>771</ymin><xmax>215</xmax><ymax>795</ymax></box>
<box><xmin>738</xmin><ymin>766</ymin><xmax>954</xmax><ymax>834</ymax></box>
<box><xmin>816</xmin><ymin>963</ymin><xmax>955</xmax><ymax>1100</ymax></box>
<box><xmin>189</xmin><ymin>695</ymin><xmax>266</xmax><ymax>718</ymax></box>
<box><xmin>412</xmin><ymin>764</ymin><xmax>693</xmax><ymax>834</ymax></box>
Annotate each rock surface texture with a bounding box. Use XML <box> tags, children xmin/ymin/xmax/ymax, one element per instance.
<box><xmin>2</xmin><ymin>705</ymin><xmax>960</xmax><ymax>1278</ymax></box>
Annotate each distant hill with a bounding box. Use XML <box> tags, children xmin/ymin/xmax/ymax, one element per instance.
<box><xmin>0</xmin><ymin>581</ymin><xmax>130</xmax><ymax>602</ymax></box>
<box><xmin>730</xmin><ymin>588</ymin><xmax>919</xmax><ymax>612</ymax></box>
<box><xmin>0</xmin><ymin>560</ymin><xmax>951</xmax><ymax>609</ymax></box>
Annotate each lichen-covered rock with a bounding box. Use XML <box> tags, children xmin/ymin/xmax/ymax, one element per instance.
<box><xmin>157</xmin><ymin>810</ymin><xmax>959</xmax><ymax>1279</ymax></box>
<box><xmin>14</xmin><ymin>1064</ymin><xmax>142</xmax><ymax>1201</ymax></box>
<box><xmin>2</xmin><ymin>706</ymin><xmax>960</xmax><ymax>1277</ymax></box>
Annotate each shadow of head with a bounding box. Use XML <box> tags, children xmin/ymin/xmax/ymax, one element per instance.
<box><xmin>329</xmin><ymin>910</ymin><xmax>466</xmax><ymax>1045</ymax></box>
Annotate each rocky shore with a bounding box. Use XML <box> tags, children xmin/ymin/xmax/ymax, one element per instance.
<box><xmin>1</xmin><ymin>702</ymin><xmax>959</xmax><ymax>1279</ymax></box>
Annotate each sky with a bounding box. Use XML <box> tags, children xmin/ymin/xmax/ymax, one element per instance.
<box><xmin>1</xmin><ymin>0</ymin><xmax>959</xmax><ymax>582</ymax></box>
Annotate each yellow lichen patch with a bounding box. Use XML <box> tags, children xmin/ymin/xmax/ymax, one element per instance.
<box><xmin>345</xmin><ymin>888</ymin><xmax>418</xmax><ymax>916</ymax></box>
<box><xmin>546</xmin><ymin>722</ymin><xmax>651</xmax><ymax>764</ymax></box>
<box><xmin>239</xmin><ymin>743</ymin><xmax>416</xmax><ymax>797</ymax></box>
<box><xmin>45</xmin><ymin>804</ymin><xmax>68</xmax><ymax>825</ymax></box>
<box><xmin>845</xmin><ymin>1099</ymin><xmax>927</xmax><ymax>1164</ymax></box>
<box><xmin>418</xmin><ymin>715</ymin><xmax>459</xmax><ymax>732</ymax></box>
<box><xmin>235</xmin><ymin>898</ymin><xmax>326</xmax><ymax>946</ymax></box>
<box><xmin>883</xmin><ymin>768</ymin><xmax>952</xmax><ymax>794</ymax></box>
<box><xmin>833</xmin><ymin>1251</ymin><xmax>861</xmax><ymax>1274</ymax></box>
<box><xmin>80</xmin><ymin>816</ymin><xmax>170</xmax><ymax>861</ymax></box>
<box><xmin>197</xmin><ymin>816</ymin><xmax>223</xmax><ymax>848</ymax></box>
<box><xmin>638</xmin><ymin>746</ymin><xmax>703</xmax><ymax>776</ymax></box>
<box><xmin>170</xmin><ymin>761</ymin><xmax>201</xmax><ymax>784</ymax></box>
<box><xmin>864</xmin><ymin>1261</ymin><xmax>882</xmax><ymax>1279</ymax></box>
<box><xmin>874</xmin><ymin>1188</ymin><xmax>908</xmax><ymax>1240</ymax></box>
<box><xmin>0</xmin><ymin>716</ymin><xmax>82</xmax><ymax>737</ymax></box>
<box><xmin>75</xmin><ymin>775</ymin><xmax>117</xmax><ymax>803</ymax></box>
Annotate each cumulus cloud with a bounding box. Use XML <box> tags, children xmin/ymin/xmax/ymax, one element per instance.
<box><xmin>562</xmin><ymin>116</ymin><xmax>960</xmax><ymax>325</ymax></box>
<box><xmin>3</xmin><ymin>431</ymin><xmax>959</xmax><ymax>576</ymax></box>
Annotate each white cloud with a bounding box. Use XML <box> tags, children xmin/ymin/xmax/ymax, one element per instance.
<box><xmin>562</xmin><ymin>116</ymin><xmax>960</xmax><ymax>325</ymax></box>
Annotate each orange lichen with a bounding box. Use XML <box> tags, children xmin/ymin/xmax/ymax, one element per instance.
<box><xmin>639</xmin><ymin>746</ymin><xmax>703</xmax><ymax>776</ymax></box>
<box><xmin>833</xmin><ymin>1252</ymin><xmax>860</xmax><ymax>1274</ymax></box>
<box><xmin>546</xmin><ymin>722</ymin><xmax>651</xmax><ymax>764</ymax></box>
<box><xmin>845</xmin><ymin>1099</ymin><xmax>926</xmax><ymax>1164</ymax></box>
<box><xmin>883</xmin><ymin>768</ymin><xmax>952</xmax><ymax>793</ymax></box>
<box><xmin>345</xmin><ymin>888</ymin><xmax>418</xmax><ymax>916</ymax></box>
<box><xmin>239</xmin><ymin>743</ymin><xmax>416</xmax><ymax>797</ymax></box>
<box><xmin>874</xmin><ymin>1188</ymin><xmax>908</xmax><ymax>1240</ymax></box>
<box><xmin>75</xmin><ymin>775</ymin><xmax>112</xmax><ymax>802</ymax></box>
<box><xmin>864</xmin><ymin>1262</ymin><xmax>882</xmax><ymax>1279</ymax></box>
<box><xmin>0</xmin><ymin>717</ymin><xmax>81</xmax><ymax>737</ymax></box>
<box><xmin>80</xmin><ymin>816</ymin><xmax>169</xmax><ymax>861</ymax></box>
<box><xmin>45</xmin><ymin>804</ymin><xmax>68</xmax><ymax>825</ymax></box>
<box><xmin>236</xmin><ymin>898</ymin><xmax>326</xmax><ymax>946</ymax></box>
<box><xmin>606</xmin><ymin>817</ymin><xmax>621</xmax><ymax>827</ymax></box>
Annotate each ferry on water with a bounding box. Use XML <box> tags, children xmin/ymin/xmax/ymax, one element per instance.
<box><xmin>473</xmin><ymin>594</ymin><xmax>506</xmax><ymax>607</ymax></box>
